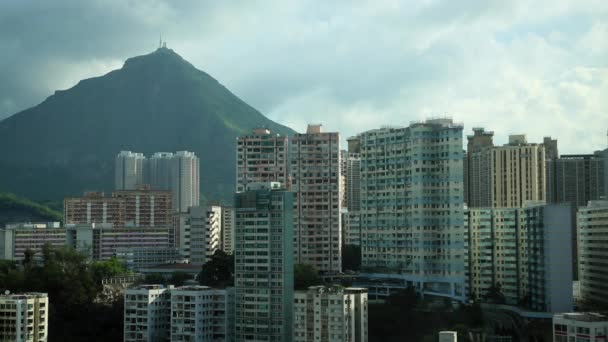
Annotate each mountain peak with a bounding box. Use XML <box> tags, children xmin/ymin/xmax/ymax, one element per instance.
<box><xmin>0</xmin><ymin>47</ymin><xmax>295</xmax><ymax>203</ymax></box>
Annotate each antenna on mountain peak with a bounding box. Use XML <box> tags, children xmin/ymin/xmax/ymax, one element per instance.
<box><xmin>159</xmin><ymin>33</ymin><xmax>162</xmax><ymax>49</ymax></box>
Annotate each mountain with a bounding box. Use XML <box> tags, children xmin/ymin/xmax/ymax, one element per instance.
<box><xmin>0</xmin><ymin>47</ymin><xmax>295</xmax><ymax>203</ymax></box>
<box><xmin>0</xmin><ymin>193</ymin><xmax>63</xmax><ymax>226</ymax></box>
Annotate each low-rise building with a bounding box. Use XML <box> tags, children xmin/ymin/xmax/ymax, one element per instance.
<box><xmin>114</xmin><ymin>247</ymin><xmax>183</xmax><ymax>271</ymax></box>
<box><xmin>293</xmin><ymin>286</ymin><xmax>368</xmax><ymax>342</ymax></box>
<box><xmin>66</xmin><ymin>223</ymin><xmax>172</xmax><ymax>260</ymax></box>
<box><xmin>553</xmin><ymin>312</ymin><xmax>608</xmax><ymax>342</ymax></box>
<box><xmin>0</xmin><ymin>222</ymin><xmax>66</xmax><ymax>260</ymax></box>
<box><xmin>0</xmin><ymin>292</ymin><xmax>49</xmax><ymax>342</ymax></box>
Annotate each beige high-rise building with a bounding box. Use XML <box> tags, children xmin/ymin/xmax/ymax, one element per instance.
<box><xmin>291</xmin><ymin>124</ymin><xmax>342</xmax><ymax>274</ymax></box>
<box><xmin>235</xmin><ymin>128</ymin><xmax>289</xmax><ymax>193</ymax></box>
<box><xmin>293</xmin><ymin>286</ymin><xmax>368</xmax><ymax>342</ymax></box>
<box><xmin>465</xmin><ymin>129</ymin><xmax>547</xmax><ymax>208</ymax></box>
<box><xmin>0</xmin><ymin>292</ymin><xmax>48</xmax><ymax>342</ymax></box>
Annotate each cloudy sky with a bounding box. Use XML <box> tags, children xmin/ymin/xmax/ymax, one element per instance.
<box><xmin>1</xmin><ymin>0</ymin><xmax>607</xmax><ymax>153</ymax></box>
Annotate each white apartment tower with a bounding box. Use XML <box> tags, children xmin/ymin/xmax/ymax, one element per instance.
<box><xmin>0</xmin><ymin>292</ymin><xmax>48</xmax><ymax>342</ymax></box>
<box><xmin>236</xmin><ymin>128</ymin><xmax>289</xmax><ymax>193</ymax></box>
<box><xmin>115</xmin><ymin>151</ymin><xmax>146</xmax><ymax>190</ymax></box>
<box><xmin>124</xmin><ymin>285</ymin><xmax>234</xmax><ymax>342</ymax></box>
<box><xmin>293</xmin><ymin>286</ymin><xmax>368</xmax><ymax>342</ymax></box>
<box><xmin>221</xmin><ymin>206</ymin><xmax>234</xmax><ymax>254</ymax></box>
<box><xmin>178</xmin><ymin>206</ymin><xmax>221</xmax><ymax>265</ymax></box>
<box><xmin>124</xmin><ymin>285</ymin><xmax>171</xmax><ymax>342</ymax></box>
<box><xmin>358</xmin><ymin>119</ymin><xmax>465</xmax><ymax>300</ymax></box>
<box><xmin>290</xmin><ymin>124</ymin><xmax>342</xmax><ymax>273</ymax></box>
<box><xmin>114</xmin><ymin>151</ymin><xmax>200</xmax><ymax>212</ymax></box>
<box><xmin>170</xmin><ymin>286</ymin><xmax>235</xmax><ymax>342</ymax></box>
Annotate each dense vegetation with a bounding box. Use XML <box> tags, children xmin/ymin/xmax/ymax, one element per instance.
<box><xmin>0</xmin><ymin>192</ymin><xmax>63</xmax><ymax>225</ymax></box>
<box><xmin>0</xmin><ymin>246</ymin><xmax>126</xmax><ymax>341</ymax></box>
<box><xmin>0</xmin><ymin>47</ymin><xmax>295</xmax><ymax>203</ymax></box>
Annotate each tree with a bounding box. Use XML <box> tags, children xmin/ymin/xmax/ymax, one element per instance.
<box><xmin>169</xmin><ymin>272</ymin><xmax>191</xmax><ymax>286</ymax></box>
<box><xmin>484</xmin><ymin>283</ymin><xmax>506</xmax><ymax>304</ymax></box>
<box><xmin>143</xmin><ymin>273</ymin><xmax>166</xmax><ymax>285</ymax></box>
<box><xmin>294</xmin><ymin>263</ymin><xmax>321</xmax><ymax>290</ymax></box>
<box><xmin>199</xmin><ymin>250</ymin><xmax>234</xmax><ymax>287</ymax></box>
<box><xmin>91</xmin><ymin>257</ymin><xmax>127</xmax><ymax>283</ymax></box>
<box><xmin>341</xmin><ymin>244</ymin><xmax>361</xmax><ymax>271</ymax></box>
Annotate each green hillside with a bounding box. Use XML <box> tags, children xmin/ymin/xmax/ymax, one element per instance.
<box><xmin>0</xmin><ymin>47</ymin><xmax>295</xmax><ymax>203</ymax></box>
<box><xmin>0</xmin><ymin>193</ymin><xmax>63</xmax><ymax>226</ymax></box>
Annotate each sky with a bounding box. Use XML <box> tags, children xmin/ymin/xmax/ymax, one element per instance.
<box><xmin>1</xmin><ymin>0</ymin><xmax>607</xmax><ymax>154</ymax></box>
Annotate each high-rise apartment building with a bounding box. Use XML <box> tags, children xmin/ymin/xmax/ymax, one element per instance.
<box><xmin>171</xmin><ymin>151</ymin><xmax>200</xmax><ymax>213</ymax></box>
<box><xmin>170</xmin><ymin>286</ymin><xmax>235</xmax><ymax>342</ymax></box>
<box><xmin>342</xmin><ymin>211</ymin><xmax>362</xmax><ymax>246</ymax></box>
<box><xmin>124</xmin><ymin>285</ymin><xmax>171</xmax><ymax>342</ymax></box>
<box><xmin>546</xmin><ymin>152</ymin><xmax>607</xmax><ymax>278</ymax></box>
<box><xmin>578</xmin><ymin>200</ymin><xmax>608</xmax><ymax>307</ymax></box>
<box><xmin>115</xmin><ymin>151</ymin><xmax>146</xmax><ymax>190</ymax></box>
<box><xmin>147</xmin><ymin>152</ymin><xmax>175</xmax><ymax>191</ymax></box>
<box><xmin>114</xmin><ymin>151</ymin><xmax>200</xmax><ymax>212</ymax></box>
<box><xmin>358</xmin><ymin>119</ymin><xmax>465</xmax><ymax>300</ymax></box>
<box><xmin>464</xmin><ymin>203</ymin><xmax>573</xmax><ymax>313</ymax></box>
<box><xmin>293</xmin><ymin>286</ymin><xmax>368</xmax><ymax>342</ymax></box>
<box><xmin>0</xmin><ymin>222</ymin><xmax>66</xmax><ymax>260</ymax></box>
<box><xmin>221</xmin><ymin>206</ymin><xmax>234</xmax><ymax>254</ymax></box>
<box><xmin>290</xmin><ymin>124</ymin><xmax>342</xmax><ymax>273</ymax></box>
<box><xmin>234</xmin><ymin>182</ymin><xmax>294</xmax><ymax>342</ymax></box>
<box><xmin>465</xmin><ymin>130</ymin><xmax>548</xmax><ymax>208</ymax></box>
<box><xmin>346</xmin><ymin>153</ymin><xmax>361</xmax><ymax>212</ymax></box>
<box><xmin>235</xmin><ymin>128</ymin><xmax>289</xmax><ymax>193</ymax></box>
<box><xmin>124</xmin><ymin>285</ymin><xmax>234</xmax><ymax>342</ymax></box>
<box><xmin>64</xmin><ymin>188</ymin><xmax>172</xmax><ymax>227</ymax></box>
<box><xmin>547</xmin><ymin>153</ymin><xmax>606</xmax><ymax>206</ymax></box>
<box><xmin>174</xmin><ymin>206</ymin><xmax>222</xmax><ymax>265</ymax></box>
<box><xmin>0</xmin><ymin>292</ymin><xmax>48</xmax><ymax>342</ymax></box>
<box><xmin>340</xmin><ymin>150</ymin><xmax>348</xmax><ymax>208</ymax></box>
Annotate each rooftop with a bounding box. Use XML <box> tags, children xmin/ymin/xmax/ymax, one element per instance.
<box><xmin>558</xmin><ymin>312</ymin><xmax>608</xmax><ymax>322</ymax></box>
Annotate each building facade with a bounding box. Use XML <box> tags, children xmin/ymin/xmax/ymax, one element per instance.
<box><xmin>115</xmin><ymin>151</ymin><xmax>146</xmax><ymax>190</ymax></box>
<box><xmin>124</xmin><ymin>285</ymin><xmax>234</xmax><ymax>342</ymax></box>
<box><xmin>0</xmin><ymin>222</ymin><xmax>66</xmax><ymax>260</ymax></box>
<box><xmin>124</xmin><ymin>285</ymin><xmax>171</xmax><ymax>342</ymax></box>
<box><xmin>0</xmin><ymin>292</ymin><xmax>48</xmax><ymax>342</ymax></box>
<box><xmin>346</xmin><ymin>153</ymin><xmax>361</xmax><ymax>212</ymax></box>
<box><xmin>234</xmin><ymin>182</ymin><xmax>294</xmax><ymax>342</ymax></box>
<box><xmin>358</xmin><ymin>119</ymin><xmax>465</xmax><ymax>300</ymax></box>
<box><xmin>66</xmin><ymin>223</ymin><xmax>173</xmax><ymax>261</ymax></box>
<box><xmin>578</xmin><ymin>200</ymin><xmax>608</xmax><ymax>307</ymax></box>
<box><xmin>114</xmin><ymin>150</ymin><xmax>200</xmax><ymax>213</ymax></box>
<box><xmin>464</xmin><ymin>203</ymin><xmax>573</xmax><ymax>312</ymax></box>
<box><xmin>553</xmin><ymin>312</ymin><xmax>608</xmax><ymax>342</ymax></box>
<box><xmin>170</xmin><ymin>286</ymin><xmax>235</xmax><ymax>342</ymax></box>
<box><xmin>293</xmin><ymin>286</ymin><xmax>368</xmax><ymax>342</ymax></box>
<box><xmin>236</xmin><ymin>128</ymin><xmax>289</xmax><ymax>193</ymax></box>
<box><xmin>64</xmin><ymin>188</ymin><xmax>172</xmax><ymax>227</ymax></box>
<box><xmin>342</xmin><ymin>211</ymin><xmax>362</xmax><ymax>246</ymax></box>
<box><xmin>290</xmin><ymin>124</ymin><xmax>342</xmax><ymax>273</ymax></box>
<box><xmin>465</xmin><ymin>130</ymin><xmax>548</xmax><ymax>208</ymax></box>
<box><xmin>546</xmin><ymin>152</ymin><xmax>607</xmax><ymax>278</ymax></box>
<box><xmin>221</xmin><ymin>206</ymin><xmax>234</xmax><ymax>254</ymax></box>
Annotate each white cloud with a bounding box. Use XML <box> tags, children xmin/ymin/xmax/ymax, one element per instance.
<box><xmin>1</xmin><ymin>0</ymin><xmax>607</xmax><ymax>153</ymax></box>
